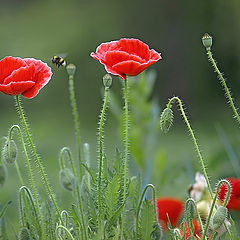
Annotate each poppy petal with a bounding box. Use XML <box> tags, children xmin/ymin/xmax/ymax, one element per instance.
<box><xmin>0</xmin><ymin>81</ymin><xmax>35</xmax><ymax>96</ymax></box>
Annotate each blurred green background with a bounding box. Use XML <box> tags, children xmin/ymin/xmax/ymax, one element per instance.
<box><xmin>1</xmin><ymin>0</ymin><xmax>240</xmax><ymax>231</ymax></box>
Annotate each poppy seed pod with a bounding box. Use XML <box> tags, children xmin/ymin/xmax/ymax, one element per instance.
<box><xmin>59</xmin><ymin>168</ymin><xmax>75</xmax><ymax>191</ymax></box>
<box><xmin>160</xmin><ymin>108</ymin><xmax>173</xmax><ymax>133</ymax></box>
<box><xmin>19</xmin><ymin>228</ymin><xmax>32</xmax><ymax>240</ymax></box>
<box><xmin>2</xmin><ymin>139</ymin><xmax>18</xmax><ymax>164</ymax></box>
<box><xmin>202</xmin><ymin>33</ymin><xmax>212</xmax><ymax>51</ymax></box>
<box><xmin>103</xmin><ymin>74</ymin><xmax>112</xmax><ymax>88</ymax></box>
<box><xmin>0</xmin><ymin>164</ymin><xmax>7</xmax><ymax>187</ymax></box>
<box><xmin>66</xmin><ymin>64</ymin><xmax>76</xmax><ymax>76</ymax></box>
<box><xmin>211</xmin><ymin>206</ymin><xmax>228</xmax><ymax>231</ymax></box>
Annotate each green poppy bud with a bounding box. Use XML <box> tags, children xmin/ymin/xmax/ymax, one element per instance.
<box><xmin>160</xmin><ymin>108</ymin><xmax>173</xmax><ymax>133</ymax></box>
<box><xmin>103</xmin><ymin>74</ymin><xmax>112</xmax><ymax>88</ymax></box>
<box><xmin>0</xmin><ymin>164</ymin><xmax>7</xmax><ymax>187</ymax></box>
<box><xmin>66</xmin><ymin>64</ymin><xmax>76</xmax><ymax>76</ymax></box>
<box><xmin>188</xmin><ymin>236</ymin><xmax>196</xmax><ymax>240</ymax></box>
<box><xmin>19</xmin><ymin>227</ymin><xmax>32</xmax><ymax>240</ymax></box>
<box><xmin>211</xmin><ymin>206</ymin><xmax>228</xmax><ymax>231</ymax></box>
<box><xmin>59</xmin><ymin>168</ymin><xmax>75</xmax><ymax>191</ymax></box>
<box><xmin>202</xmin><ymin>33</ymin><xmax>212</xmax><ymax>51</ymax></box>
<box><xmin>2</xmin><ymin>139</ymin><xmax>18</xmax><ymax>164</ymax></box>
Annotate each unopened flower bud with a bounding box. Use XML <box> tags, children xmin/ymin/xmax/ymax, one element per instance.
<box><xmin>202</xmin><ymin>33</ymin><xmax>212</xmax><ymax>51</ymax></box>
<box><xmin>59</xmin><ymin>168</ymin><xmax>75</xmax><ymax>191</ymax></box>
<box><xmin>197</xmin><ymin>200</ymin><xmax>210</xmax><ymax>220</ymax></box>
<box><xmin>66</xmin><ymin>64</ymin><xmax>76</xmax><ymax>76</ymax></box>
<box><xmin>103</xmin><ymin>74</ymin><xmax>112</xmax><ymax>88</ymax></box>
<box><xmin>160</xmin><ymin>108</ymin><xmax>173</xmax><ymax>133</ymax></box>
<box><xmin>211</xmin><ymin>206</ymin><xmax>228</xmax><ymax>231</ymax></box>
<box><xmin>0</xmin><ymin>164</ymin><xmax>7</xmax><ymax>187</ymax></box>
<box><xmin>19</xmin><ymin>227</ymin><xmax>32</xmax><ymax>240</ymax></box>
<box><xmin>188</xmin><ymin>236</ymin><xmax>196</xmax><ymax>240</ymax></box>
<box><xmin>2</xmin><ymin>139</ymin><xmax>18</xmax><ymax>164</ymax></box>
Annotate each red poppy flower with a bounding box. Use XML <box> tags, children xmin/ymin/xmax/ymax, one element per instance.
<box><xmin>155</xmin><ymin>197</ymin><xmax>183</xmax><ymax>230</ymax></box>
<box><xmin>0</xmin><ymin>56</ymin><xmax>52</xmax><ymax>98</ymax></box>
<box><xmin>218</xmin><ymin>178</ymin><xmax>240</xmax><ymax>210</ymax></box>
<box><xmin>91</xmin><ymin>38</ymin><xmax>161</xmax><ymax>79</ymax></box>
<box><xmin>178</xmin><ymin>220</ymin><xmax>201</xmax><ymax>239</ymax></box>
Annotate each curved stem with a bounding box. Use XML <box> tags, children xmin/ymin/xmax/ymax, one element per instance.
<box><xmin>167</xmin><ymin>97</ymin><xmax>213</xmax><ymax>199</ymax></box>
<box><xmin>202</xmin><ymin>179</ymin><xmax>231</xmax><ymax>240</ymax></box>
<box><xmin>59</xmin><ymin>147</ymin><xmax>87</xmax><ymax>240</ymax></box>
<box><xmin>136</xmin><ymin>184</ymin><xmax>157</xmax><ymax>236</ymax></box>
<box><xmin>19</xmin><ymin>186</ymin><xmax>39</xmax><ymax>228</ymax></box>
<box><xmin>207</xmin><ymin>50</ymin><xmax>240</xmax><ymax>125</ymax></box>
<box><xmin>120</xmin><ymin>77</ymin><xmax>129</xmax><ymax>240</ymax></box>
<box><xmin>185</xmin><ymin>198</ymin><xmax>204</xmax><ymax>235</ymax></box>
<box><xmin>97</xmin><ymin>86</ymin><xmax>109</xmax><ymax>234</ymax></box>
<box><xmin>9</xmin><ymin>124</ymin><xmax>45</xmax><ymax>236</ymax></box>
<box><xmin>56</xmin><ymin>224</ymin><xmax>75</xmax><ymax>240</ymax></box>
<box><xmin>15</xmin><ymin>95</ymin><xmax>63</xmax><ymax>224</ymax></box>
<box><xmin>69</xmin><ymin>75</ymin><xmax>82</xmax><ymax>178</ymax></box>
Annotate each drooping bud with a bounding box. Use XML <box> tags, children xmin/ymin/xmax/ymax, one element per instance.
<box><xmin>59</xmin><ymin>168</ymin><xmax>75</xmax><ymax>191</ymax></box>
<box><xmin>66</xmin><ymin>64</ymin><xmax>76</xmax><ymax>77</ymax></box>
<box><xmin>103</xmin><ymin>74</ymin><xmax>112</xmax><ymax>88</ymax></box>
<box><xmin>160</xmin><ymin>108</ymin><xmax>173</xmax><ymax>133</ymax></box>
<box><xmin>0</xmin><ymin>164</ymin><xmax>7</xmax><ymax>187</ymax></box>
<box><xmin>19</xmin><ymin>227</ymin><xmax>32</xmax><ymax>240</ymax></box>
<box><xmin>187</xmin><ymin>236</ymin><xmax>196</xmax><ymax>240</ymax></box>
<box><xmin>202</xmin><ymin>33</ymin><xmax>212</xmax><ymax>51</ymax></box>
<box><xmin>2</xmin><ymin>139</ymin><xmax>18</xmax><ymax>164</ymax></box>
<box><xmin>211</xmin><ymin>206</ymin><xmax>228</xmax><ymax>231</ymax></box>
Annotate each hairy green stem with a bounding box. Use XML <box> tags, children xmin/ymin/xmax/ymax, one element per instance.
<box><xmin>56</xmin><ymin>224</ymin><xmax>75</xmax><ymax>240</ymax></box>
<box><xmin>120</xmin><ymin>77</ymin><xmax>129</xmax><ymax>240</ymax></box>
<box><xmin>15</xmin><ymin>95</ymin><xmax>63</xmax><ymax>224</ymax></box>
<box><xmin>202</xmin><ymin>179</ymin><xmax>231</xmax><ymax>240</ymax></box>
<box><xmin>97</xmin><ymin>86</ymin><xmax>109</xmax><ymax>234</ymax></box>
<box><xmin>167</xmin><ymin>97</ymin><xmax>213</xmax><ymax>198</ymax></box>
<box><xmin>59</xmin><ymin>147</ymin><xmax>87</xmax><ymax>240</ymax></box>
<box><xmin>136</xmin><ymin>184</ymin><xmax>157</xmax><ymax>236</ymax></box>
<box><xmin>84</xmin><ymin>143</ymin><xmax>91</xmax><ymax>191</ymax></box>
<box><xmin>207</xmin><ymin>50</ymin><xmax>240</xmax><ymax>125</ymax></box>
<box><xmin>9</xmin><ymin>125</ymin><xmax>45</xmax><ymax>236</ymax></box>
<box><xmin>69</xmin><ymin>75</ymin><xmax>82</xmax><ymax>178</ymax></box>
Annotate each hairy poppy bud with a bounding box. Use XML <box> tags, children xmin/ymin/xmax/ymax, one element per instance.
<box><xmin>59</xmin><ymin>168</ymin><xmax>75</xmax><ymax>191</ymax></box>
<box><xmin>66</xmin><ymin>64</ymin><xmax>76</xmax><ymax>76</ymax></box>
<box><xmin>2</xmin><ymin>139</ymin><xmax>18</xmax><ymax>164</ymax></box>
<box><xmin>202</xmin><ymin>33</ymin><xmax>212</xmax><ymax>51</ymax></box>
<box><xmin>211</xmin><ymin>206</ymin><xmax>228</xmax><ymax>231</ymax></box>
<box><xmin>160</xmin><ymin>108</ymin><xmax>173</xmax><ymax>133</ymax></box>
<box><xmin>103</xmin><ymin>74</ymin><xmax>112</xmax><ymax>88</ymax></box>
<box><xmin>19</xmin><ymin>227</ymin><xmax>32</xmax><ymax>240</ymax></box>
<box><xmin>0</xmin><ymin>164</ymin><xmax>7</xmax><ymax>187</ymax></box>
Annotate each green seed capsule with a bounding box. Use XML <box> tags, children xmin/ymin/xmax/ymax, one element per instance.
<box><xmin>2</xmin><ymin>139</ymin><xmax>18</xmax><ymax>164</ymax></box>
<box><xmin>202</xmin><ymin>33</ymin><xmax>212</xmax><ymax>51</ymax></box>
<box><xmin>59</xmin><ymin>168</ymin><xmax>75</xmax><ymax>191</ymax></box>
<box><xmin>19</xmin><ymin>227</ymin><xmax>32</xmax><ymax>240</ymax></box>
<box><xmin>103</xmin><ymin>74</ymin><xmax>112</xmax><ymax>88</ymax></box>
<box><xmin>66</xmin><ymin>64</ymin><xmax>76</xmax><ymax>76</ymax></box>
<box><xmin>160</xmin><ymin>108</ymin><xmax>174</xmax><ymax>133</ymax></box>
<box><xmin>0</xmin><ymin>164</ymin><xmax>7</xmax><ymax>187</ymax></box>
<box><xmin>211</xmin><ymin>206</ymin><xmax>228</xmax><ymax>231</ymax></box>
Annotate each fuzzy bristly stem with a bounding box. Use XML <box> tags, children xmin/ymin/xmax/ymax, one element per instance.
<box><xmin>59</xmin><ymin>147</ymin><xmax>88</xmax><ymax>240</ymax></box>
<box><xmin>167</xmin><ymin>97</ymin><xmax>213</xmax><ymax>199</ymax></box>
<box><xmin>9</xmin><ymin>124</ymin><xmax>46</xmax><ymax>237</ymax></box>
<box><xmin>207</xmin><ymin>50</ymin><xmax>240</xmax><ymax>125</ymax></box>
<box><xmin>97</xmin><ymin>86</ymin><xmax>109</xmax><ymax>234</ymax></box>
<box><xmin>120</xmin><ymin>77</ymin><xmax>129</xmax><ymax>240</ymax></box>
<box><xmin>69</xmin><ymin>74</ymin><xmax>82</xmax><ymax>178</ymax></box>
<box><xmin>15</xmin><ymin>95</ymin><xmax>63</xmax><ymax>224</ymax></box>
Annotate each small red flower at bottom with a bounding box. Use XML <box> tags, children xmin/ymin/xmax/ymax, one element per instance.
<box><xmin>91</xmin><ymin>38</ymin><xmax>161</xmax><ymax>79</ymax></box>
<box><xmin>0</xmin><ymin>56</ymin><xmax>52</xmax><ymax>98</ymax></box>
<box><xmin>178</xmin><ymin>220</ymin><xmax>201</xmax><ymax>239</ymax></box>
<box><xmin>155</xmin><ymin>197</ymin><xmax>183</xmax><ymax>230</ymax></box>
<box><xmin>218</xmin><ymin>178</ymin><xmax>240</xmax><ymax>210</ymax></box>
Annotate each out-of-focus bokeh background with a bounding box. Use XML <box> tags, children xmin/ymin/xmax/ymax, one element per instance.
<box><xmin>1</xmin><ymin>0</ymin><xmax>240</xmax><ymax>229</ymax></box>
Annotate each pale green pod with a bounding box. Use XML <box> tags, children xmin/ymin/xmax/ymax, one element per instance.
<box><xmin>160</xmin><ymin>108</ymin><xmax>174</xmax><ymax>133</ymax></box>
<box><xmin>59</xmin><ymin>168</ymin><xmax>75</xmax><ymax>191</ymax></box>
<box><xmin>2</xmin><ymin>139</ymin><xmax>18</xmax><ymax>164</ymax></box>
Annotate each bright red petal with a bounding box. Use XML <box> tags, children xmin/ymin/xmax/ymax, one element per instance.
<box><xmin>156</xmin><ymin>197</ymin><xmax>184</xmax><ymax>230</ymax></box>
<box><xmin>0</xmin><ymin>81</ymin><xmax>35</xmax><ymax>95</ymax></box>
<box><xmin>22</xmin><ymin>58</ymin><xmax>52</xmax><ymax>98</ymax></box>
<box><xmin>0</xmin><ymin>57</ymin><xmax>26</xmax><ymax>83</ymax></box>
